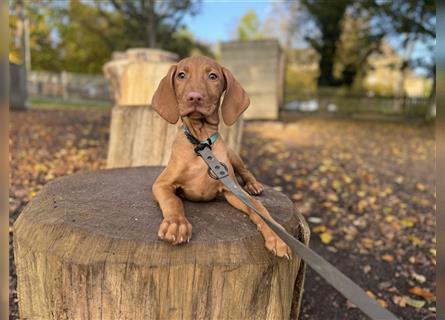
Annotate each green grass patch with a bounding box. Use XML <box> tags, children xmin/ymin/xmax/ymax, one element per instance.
<box><xmin>30</xmin><ymin>98</ymin><xmax>112</xmax><ymax>110</ymax></box>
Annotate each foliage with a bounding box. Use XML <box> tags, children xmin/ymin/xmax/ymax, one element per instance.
<box><xmin>373</xmin><ymin>0</ymin><xmax>435</xmax><ymax>46</ymax></box>
<box><xmin>287</xmin><ymin>0</ymin><xmax>435</xmax><ymax>91</ymax></box>
<box><xmin>236</xmin><ymin>10</ymin><xmax>264</xmax><ymax>41</ymax></box>
<box><xmin>371</xmin><ymin>0</ymin><xmax>436</xmax><ymax>96</ymax></box>
<box><xmin>334</xmin><ymin>8</ymin><xmax>381</xmax><ymax>90</ymax></box>
<box><xmin>9</xmin><ymin>0</ymin><xmax>210</xmax><ymax>74</ymax></box>
<box><xmin>164</xmin><ymin>27</ymin><xmax>214</xmax><ymax>59</ymax></box>
<box><xmin>9</xmin><ymin>1</ymin><xmax>62</xmax><ymax>71</ymax></box>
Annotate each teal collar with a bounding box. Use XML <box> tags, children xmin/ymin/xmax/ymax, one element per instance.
<box><xmin>182</xmin><ymin>125</ymin><xmax>220</xmax><ymax>149</ymax></box>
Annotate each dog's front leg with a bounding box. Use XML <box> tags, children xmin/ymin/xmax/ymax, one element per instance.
<box><xmin>223</xmin><ymin>188</ymin><xmax>291</xmax><ymax>258</ymax></box>
<box><xmin>152</xmin><ymin>181</ymin><xmax>192</xmax><ymax>245</ymax></box>
<box><xmin>227</xmin><ymin>147</ymin><xmax>264</xmax><ymax>195</ymax></box>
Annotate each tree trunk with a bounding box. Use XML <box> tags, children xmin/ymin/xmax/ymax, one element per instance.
<box><xmin>146</xmin><ymin>0</ymin><xmax>157</xmax><ymax>48</ymax></box>
<box><xmin>317</xmin><ymin>49</ymin><xmax>336</xmax><ymax>86</ymax></box>
<box><xmin>13</xmin><ymin>166</ymin><xmax>309</xmax><ymax>320</ymax></box>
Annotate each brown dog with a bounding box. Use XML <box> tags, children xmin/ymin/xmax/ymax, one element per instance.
<box><xmin>151</xmin><ymin>56</ymin><xmax>291</xmax><ymax>258</ymax></box>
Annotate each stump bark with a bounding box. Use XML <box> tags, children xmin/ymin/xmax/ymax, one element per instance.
<box><xmin>103</xmin><ymin>48</ymin><xmax>244</xmax><ymax>168</ymax></box>
<box><xmin>14</xmin><ymin>167</ymin><xmax>309</xmax><ymax>320</ymax></box>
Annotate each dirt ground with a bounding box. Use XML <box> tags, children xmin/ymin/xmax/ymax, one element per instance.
<box><xmin>9</xmin><ymin>109</ymin><xmax>436</xmax><ymax>320</ymax></box>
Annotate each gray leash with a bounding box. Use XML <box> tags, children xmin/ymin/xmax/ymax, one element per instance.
<box><xmin>193</xmin><ymin>142</ymin><xmax>399</xmax><ymax>320</ymax></box>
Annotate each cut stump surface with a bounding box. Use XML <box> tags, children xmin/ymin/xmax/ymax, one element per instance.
<box><xmin>14</xmin><ymin>166</ymin><xmax>309</xmax><ymax>320</ymax></box>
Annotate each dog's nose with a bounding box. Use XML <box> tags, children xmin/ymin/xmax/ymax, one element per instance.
<box><xmin>187</xmin><ymin>92</ymin><xmax>203</xmax><ymax>103</ymax></box>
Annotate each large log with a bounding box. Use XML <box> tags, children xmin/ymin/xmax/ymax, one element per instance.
<box><xmin>103</xmin><ymin>49</ymin><xmax>244</xmax><ymax>168</ymax></box>
<box><xmin>14</xmin><ymin>166</ymin><xmax>309</xmax><ymax>320</ymax></box>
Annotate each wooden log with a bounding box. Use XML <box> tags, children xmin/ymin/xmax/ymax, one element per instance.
<box><xmin>107</xmin><ymin>106</ymin><xmax>180</xmax><ymax>167</ymax></box>
<box><xmin>14</xmin><ymin>166</ymin><xmax>309</xmax><ymax>320</ymax></box>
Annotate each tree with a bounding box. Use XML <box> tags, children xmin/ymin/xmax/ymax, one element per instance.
<box><xmin>372</xmin><ymin>0</ymin><xmax>435</xmax><ymax>97</ymax></box>
<box><xmin>9</xmin><ymin>0</ymin><xmax>62</xmax><ymax>71</ymax></box>
<box><xmin>236</xmin><ymin>10</ymin><xmax>263</xmax><ymax>41</ymax></box>
<box><xmin>101</xmin><ymin>0</ymin><xmax>201</xmax><ymax>49</ymax></box>
<box><xmin>334</xmin><ymin>6</ymin><xmax>382</xmax><ymax>89</ymax></box>
<box><xmin>262</xmin><ymin>3</ymin><xmax>300</xmax><ymax>49</ymax></box>
<box><xmin>59</xmin><ymin>0</ymin><xmax>206</xmax><ymax>73</ymax></box>
<box><xmin>295</xmin><ymin>0</ymin><xmax>353</xmax><ymax>86</ymax></box>
<box><xmin>10</xmin><ymin>0</ymin><xmax>210</xmax><ymax>74</ymax></box>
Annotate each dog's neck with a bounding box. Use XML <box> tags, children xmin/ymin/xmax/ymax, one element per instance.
<box><xmin>182</xmin><ymin>117</ymin><xmax>219</xmax><ymax>142</ymax></box>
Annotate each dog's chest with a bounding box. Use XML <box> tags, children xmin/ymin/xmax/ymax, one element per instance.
<box><xmin>177</xmin><ymin>147</ymin><xmax>230</xmax><ymax>201</ymax></box>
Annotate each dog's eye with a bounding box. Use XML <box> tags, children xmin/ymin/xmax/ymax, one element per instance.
<box><xmin>208</xmin><ymin>72</ymin><xmax>218</xmax><ymax>80</ymax></box>
<box><xmin>177</xmin><ymin>72</ymin><xmax>186</xmax><ymax>80</ymax></box>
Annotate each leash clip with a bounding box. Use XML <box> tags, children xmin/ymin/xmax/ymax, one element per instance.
<box><xmin>194</xmin><ymin>142</ymin><xmax>211</xmax><ymax>155</ymax></box>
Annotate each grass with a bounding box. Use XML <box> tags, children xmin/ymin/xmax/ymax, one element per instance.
<box><xmin>30</xmin><ymin>98</ymin><xmax>112</xmax><ymax>110</ymax></box>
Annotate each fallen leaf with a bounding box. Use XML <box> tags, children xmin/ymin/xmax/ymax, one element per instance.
<box><xmin>403</xmin><ymin>296</ymin><xmax>426</xmax><ymax>309</ymax></box>
<box><xmin>292</xmin><ymin>192</ymin><xmax>304</xmax><ymax>201</ymax></box>
<box><xmin>430</xmin><ymin>248</ymin><xmax>436</xmax><ymax>257</ymax></box>
<box><xmin>407</xmin><ymin>235</ymin><xmax>423</xmax><ymax>246</ymax></box>
<box><xmin>393</xmin><ymin>295</ymin><xmax>406</xmax><ymax>307</ymax></box>
<box><xmin>343</xmin><ymin>175</ymin><xmax>352</xmax><ymax>184</ymax></box>
<box><xmin>363</xmin><ymin>265</ymin><xmax>371</xmax><ymax>274</ymax></box>
<box><xmin>327</xmin><ymin>193</ymin><xmax>339</xmax><ymax>202</ymax></box>
<box><xmin>409</xmin><ymin>287</ymin><xmax>434</xmax><ymax>300</ymax></box>
<box><xmin>361</xmin><ymin>237</ymin><xmax>374</xmax><ymax>249</ymax></box>
<box><xmin>320</xmin><ymin>232</ymin><xmax>333</xmax><ymax>244</ymax></box>
<box><xmin>357</xmin><ymin>190</ymin><xmax>366</xmax><ymax>197</ymax></box>
<box><xmin>332</xmin><ymin>179</ymin><xmax>342</xmax><ymax>191</ymax></box>
<box><xmin>377</xmin><ymin>299</ymin><xmax>388</xmax><ymax>308</ymax></box>
<box><xmin>400</xmin><ymin>219</ymin><xmax>415</xmax><ymax>228</ymax></box>
<box><xmin>382</xmin><ymin>254</ymin><xmax>394</xmax><ymax>262</ymax></box>
<box><xmin>313</xmin><ymin>225</ymin><xmax>327</xmax><ymax>233</ymax></box>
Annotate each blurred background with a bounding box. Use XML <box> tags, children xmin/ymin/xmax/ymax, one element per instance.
<box><xmin>9</xmin><ymin>0</ymin><xmax>435</xmax><ymax>117</ymax></box>
<box><xmin>9</xmin><ymin>1</ymin><xmax>436</xmax><ymax>320</ymax></box>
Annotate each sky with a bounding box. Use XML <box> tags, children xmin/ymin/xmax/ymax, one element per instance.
<box><xmin>182</xmin><ymin>1</ymin><xmax>273</xmax><ymax>44</ymax></box>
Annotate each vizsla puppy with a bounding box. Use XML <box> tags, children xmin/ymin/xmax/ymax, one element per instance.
<box><xmin>151</xmin><ymin>56</ymin><xmax>291</xmax><ymax>258</ymax></box>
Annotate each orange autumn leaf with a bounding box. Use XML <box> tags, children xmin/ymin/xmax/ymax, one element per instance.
<box><xmin>409</xmin><ymin>287</ymin><xmax>434</xmax><ymax>300</ymax></box>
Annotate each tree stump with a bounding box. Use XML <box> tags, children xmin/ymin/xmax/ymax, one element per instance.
<box><xmin>14</xmin><ymin>167</ymin><xmax>309</xmax><ymax>320</ymax></box>
<box><xmin>103</xmin><ymin>48</ymin><xmax>244</xmax><ymax>168</ymax></box>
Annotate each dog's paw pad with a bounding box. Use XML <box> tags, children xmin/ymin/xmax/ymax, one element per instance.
<box><xmin>245</xmin><ymin>181</ymin><xmax>264</xmax><ymax>195</ymax></box>
<box><xmin>158</xmin><ymin>217</ymin><xmax>192</xmax><ymax>245</ymax></box>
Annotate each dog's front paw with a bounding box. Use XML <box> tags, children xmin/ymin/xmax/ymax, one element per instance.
<box><xmin>245</xmin><ymin>180</ymin><xmax>264</xmax><ymax>195</ymax></box>
<box><xmin>265</xmin><ymin>234</ymin><xmax>291</xmax><ymax>259</ymax></box>
<box><xmin>158</xmin><ymin>217</ymin><xmax>192</xmax><ymax>245</ymax></box>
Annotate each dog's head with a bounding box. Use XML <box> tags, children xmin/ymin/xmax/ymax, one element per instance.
<box><xmin>151</xmin><ymin>56</ymin><xmax>249</xmax><ymax>126</ymax></box>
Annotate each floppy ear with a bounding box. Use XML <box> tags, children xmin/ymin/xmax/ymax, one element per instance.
<box><xmin>221</xmin><ymin>67</ymin><xmax>250</xmax><ymax>126</ymax></box>
<box><xmin>151</xmin><ymin>65</ymin><xmax>179</xmax><ymax>124</ymax></box>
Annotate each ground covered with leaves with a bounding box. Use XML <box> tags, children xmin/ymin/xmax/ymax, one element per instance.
<box><xmin>10</xmin><ymin>109</ymin><xmax>435</xmax><ymax>320</ymax></box>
